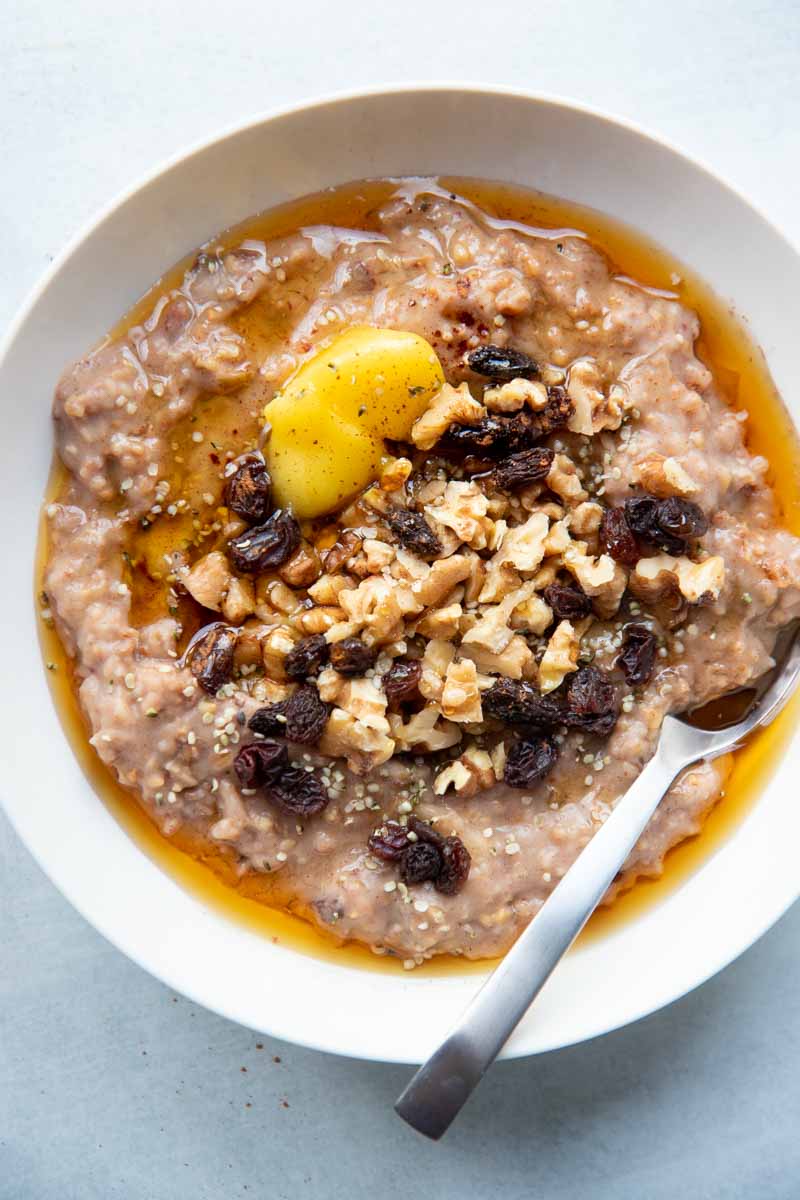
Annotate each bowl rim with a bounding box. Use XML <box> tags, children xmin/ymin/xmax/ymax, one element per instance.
<box><xmin>3</xmin><ymin>82</ymin><xmax>800</xmax><ymax>1063</ymax></box>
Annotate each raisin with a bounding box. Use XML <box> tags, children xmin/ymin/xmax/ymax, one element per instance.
<box><xmin>408</xmin><ymin>815</ymin><xmax>444</xmax><ymax>848</ymax></box>
<box><xmin>599</xmin><ymin>507</ymin><xmax>639</xmax><ymax>566</ymax></box>
<box><xmin>493</xmin><ymin>446</ymin><xmax>554</xmax><ymax>491</ymax></box>
<box><xmin>543</xmin><ymin>582</ymin><xmax>592</xmax><ymax>622</ymax></box>
<box><xmin>248</xmin><ymin>703</ymin><xmax>289</xmax><ymax>739</ymax></box>
<box><xmin>564</xmin><ymin>666</ymin><xmax>620</xmax><ymax>737</ymax></box>
<box><xmin>384</xmin><ymin>507</ymin><xmax>442</xmax><ymax>558</ymax></box>
<box><xmin>467</xmin><ymin>344</ymin><xmax>539</xmax><ymax>381</ymax></box>
<box><xmin>435</xmin><ymin>836</ymin><xmax>472</xmax><ymax>895</ymax></box>
<box><xmin>656</xmin><ymin>497</ymin><xmax>709</xmax><ymax>540</ymax></box>
<box><xmin>187</xmin><ymin>624</ymin><xmax>236</xmax><ymax>694</ymax></box>
<box><xmin>400</xmin><ymin>841</ymin><xmax>442</xmax><ymax>885</ymax></box>
<box><xmin>368</xmin><ymin>821</ymin><xmax>411</xmax><ymax>862</ymax></box>
<box><xmin>228</xmin><ymin>509</ymin><xmax>301</xmax><ymax>573</ymax></box>
<box><xmin>233</xmin><ymin>740</ymin><xmax>288</xmax><ymax>789</ymax></box>
<box><xmin>617</xmin><ymin>625</ymin><xmax>657</xmax><ymax>687</ymax></box>
<box><xmin>266</xmin><ymin>765</ymin><xmax>329</xmax><ymax>818</ymax></box>
<box><xmin>444</xmin><ymin>388</ymin><xmax>573</xmax><ymax>456</ymax></box>
<box><xmin>483</xmin><ymin>678</ymin><xmax>564</xmax><ymax>730</ymax></box>
<box><xmin>382</xmin><ymin>659</ymin><xmax>422</xmax><ymax>706</ymax></box>
<box><xmin>226</xmin><ymin>454</ymin><xmax>272</xmax><ymax>524</ymax></box>
<box><xmin>285</xmin><ymin>634</ymin><xmax>330</xmax><ymax>681</ymax></box>
<box><xmin>624</xmin><ymin>495</ymin><xmax>707</xmax><ymax>556</ymax></box>
<box><xmin>282</xmin><ymin>686</ymin><xmax>329</xmax><ymax>744</ymax></box>
<box><xmin>249</xmin><ymin>685</ymin><xmax>329</xmax><ymax>745</ymax></box>
<box><xmin>329</xmin><ymin>638</ymin><xmax>377</xmax><ymax>676</ymax></box>
<box><xmin>504</xmin><ymin>736</ymin><xmax>559</xmax><ymax>788</ymax></box>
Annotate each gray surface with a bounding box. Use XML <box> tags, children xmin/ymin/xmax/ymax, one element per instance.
<box><xmin>2</xmin><ymin>0</ymin><xmax>800</xmax><ymax>1195</ymax></box>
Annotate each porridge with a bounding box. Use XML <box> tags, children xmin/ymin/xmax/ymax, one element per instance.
<box><xmin>41</xmin><ymin>179</ymin><xmax>800</xmax><ymax>964</ymax></box>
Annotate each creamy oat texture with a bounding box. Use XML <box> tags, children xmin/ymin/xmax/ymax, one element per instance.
<box><xmin>45</xmin><ymin>183</ymin><xmax>800</xmax><ymax>963</ymax></box>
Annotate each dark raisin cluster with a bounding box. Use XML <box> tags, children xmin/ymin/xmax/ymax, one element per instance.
<box><xmin>187</xmin><ymin>624</ymin><xmax>237</xmax><ymax>694</ymax></box>
<box><xmin>368</xmin><ymin>816</ymin><xmax>471</xmax><ymax>894</ymax></box>
<box><xmin>225</xmin><ymin>454</ymin><xmax>273</xmax><ymax>524</ymax></box>
<box><xmin>249</xmin><ymin>684</ymin><xmax>330</xmax><ymax>745</ymax></box>
<box><xmin>227</xmin><ymin>508</ymin><xmax>301</xmax><ymax>573</ymax></box>
<box><xmin>493</xmin><ymin>446</ymin><xmax>554</xmax><ymax>491</ymax></box>
<box><xmin>233</xmin><ymin>738</ymin><xmax>329</xmax><ymax>817</ymax></box>
<box><xmin>384</xmin><ymin>506</ymin><xmax>442</xmax><ymax>558</ymax></box>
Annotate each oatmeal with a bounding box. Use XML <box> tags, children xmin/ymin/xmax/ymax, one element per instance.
<box><xmin>42</xmin><ymin>179</ymin><xmax>800</xmax><ymax>963</ymax></box>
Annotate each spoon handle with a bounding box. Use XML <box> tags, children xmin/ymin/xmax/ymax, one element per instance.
<box><xmin>395</xmin><ymin>744</ymin><xmax>680</xmax><ymax>1140</ymax></box>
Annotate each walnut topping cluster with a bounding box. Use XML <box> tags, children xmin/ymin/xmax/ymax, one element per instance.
<box><xmin>177</xmin><ymin>344</ymin><xmax>726</xmax><ymax>836</ymax></box>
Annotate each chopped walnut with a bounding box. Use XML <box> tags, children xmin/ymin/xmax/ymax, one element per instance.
<box><xmin>410</xmin><ymin>381</ymin><xmax>486</xmax><ymax>450</ymax></box>
<box><xmin>544</xmin><ymin>518</ymin><xmax>572</xmax><ymax>558</ymax></box>
<box><xmin>631</xmin><ymin>552</ymin><xmax>725</xmax><ymax>605</ymax></box>
<box><xmin>563</xmin><ymin>543</ymin><xmax>627</xmax><ymax>617</ymax></box>
<box><xmin>490</xmin><ymin>741</ymin><xmax>507</xmax><ymax>781</ymax></box>
<box><xmin>295</xmin><ymin>605</ymin><xmax>346</xmax><ymax>635</ymax></box>
<box><xmin>379</xmin><ymin>456</ymin><xmax>413</xmax><ymax>492</ymax></box>
<box><xmin>336</xmin><ymin>677</ymin><xmax>391</xmax><ymax>732</ymax></box>
<box><xmin>410</xmin><ymin>555</ymin><xmax>473</xmax><ymax>608</ymax></box>
<box><xmin>547</xmin><ymin>453</ymin><xmax>588</xmax><ymax>505</ymax></box>
<box><xmin>307</xmin><ymin>572</ymin><xmax>355</xmax><ymax>606</ymax></box>
<box><xmin>262</xmin><ymin>625</ymin><xmax>298</xmax><ymax>681</ymax></box>
<box><xmin>278</xmin><ymin>541</ymin><xmax>322</xmax><ymax>588</ymax></box>
<box><xmin>570</xmin><ymin>501</ymin><xmax>604</xmax><ymax>537</ymax></box>
<box><xmin>424</xmin><ymin>480</ymin><xmax>492</xmax><ymax>549</ymax></box>
<box><xmin>388</xmin><ymin>704</ymin><xmax>461</xmax><ymax>753</ymax></box>
<box><xmin>332</xmin><ymin>575</ymin><xmax>416</xmax><ymax>644</ymax></box>
<box><xmin>418</xmin><ymin>638</ymin><xmax>457</xmax><ymax>703</ymax></box>
<box><xmin>460</xmin><ymin>635</ymin><xmax>535</xmax><ymax>680</ymax></box>
<box><xmin>234</xmin><ymin>619</ymin><xmax>267</xmax><ymax>668</ymax></box>
<box><xmin>221</xmin><ymin>575</ymin><xmax>255</xmax><ymax>624</ymax></box>
<box><xmin>182</xmin><ymin>551</ymin><xmax>231</xmax><ymax>611</ymax></box>
<box><xmin>462</xmin><ymin>582</ymin><xmax>536</xmax><ymax>655</ymax></box>
<box><xmin>510</xmin><ymin>592</ymin><xmax>553</xmax><ymax>634</ymax></box>
<box><xmin>434</xmin><ymin>745</ymin><xmax>495</xmax><ymax>796</ymax></box>
<box><xmin>362</xmin><ymin>538</ymin><xmax>395</xmax><ymax>572</ymax></box>
<box><xmin>492</xmin><ymin>510</ymin><xmax>549</xmax><ymax>574</ymax></box>
<box><xmin>416</xmin><ymin>601</ymin><xmax>463</xmax><ymax>640</ymax></box>
<box><xmin>318</xmin><ymin>707</ymin><xmax>395</xmax><ymax>774</ymax></box>
<box><xmin>441</xmin><ymin>658</ymin><xmax>483</xmax><ymax>723</ymax></box>
<box><xmin>538</xmin><ymin>619</ymin><xmax>583</xmax><ymax>693</ymax></box>
<box><xmin>567</xmin><ymin>360</ymin><xmax>633</xmax><ymax>436</ymax></box>
<box><xmin>634</xmin><ymin>455</ymin><xmax>699</xmax><ymax>498</ymax></box>
<box><xmin>483</xmin><ymin>378</ymin><xmax>548</xmax><ymax>413</ymax></box>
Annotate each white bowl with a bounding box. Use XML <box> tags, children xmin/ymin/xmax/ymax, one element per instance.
<box><xmin>2</xmin><ymin>85</ymin><xmax>799</xmax><ymax>1064</ymax></box>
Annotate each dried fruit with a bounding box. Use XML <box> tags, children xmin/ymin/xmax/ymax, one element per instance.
<box><xmin>187</xmin><ymin>623</ymin><xmax>236</xmax><ymax>694</ymax></box>
<box><xmin>382</xmin><ymin>659</ymin><xmax>423</xmax><ymax>706</ymax></box>
<box><xmin>598</xmin><ymin>507</ymin><xmax>639</xmax><ymax>566</ymax></box>
<box><xmin>504</xmin><ymin>736</ymin><xmax>559</xmax><ymax>788</ymax></box>
<box><xmin>384</xmin><ymin>506</ymin><xmax>442</xmax><ymax>558</ymax></box>
<box><xmin>368</xmin><ymin>821</ymin><xmax>411</xmax><ymax>862</ymax></box>
<box><xmin>624</xmin><ymin>495</ymin><xmax>708</xmax><ymax>556</ymax></box>
<box><xmin>435</xmin><ymin>836</ymin><xmax>472</xmax><ymax>895</ymax></box>
<box><xmin>226</xmin><ymin>454</ymin><xmax>273</xmax><ymax>524</ymax></box>
<box><xmin>249</xmin><ymin>685</ymin><xmax>330</xmax><ymax>745</ymax></box>
<box><xmin>400</xmin><ymin>841</ymin><xmax>443</xmax><ymax>885</ymax></box>
<box><xmin>564</xmin><ymin>666</ymin><xmax>619</xmax><ymax>737</ymax></box>
<box><xmin>483</xmin><ymin>678</ymin><xmax>564</xmax><ymax>729</ymax></box>
<box><xmin>656</xmin><ymin>496</ymin><xmax>709</xmax><ymax>540</ymax></box>
<box><xmin>444</xmin><ymin>388</ymin><xmax>573</xmax><ymax>457</ymax></box>
<box><xmin>494</xmin><ymin>446</ymin><xmax>555</xmax><ymax>491</ymax></box>
<box><xmin>329</xmin><ymin>638</ymin><xmax>378</xmax><ymax>676</ymax></box>
<box><xmin>227</xmin><ymin>509</ymin><xmax>301</xmax><ymax>573</ymax></box>
<box><xmin>285</xmin><ymin>634</ymin><xmax>330</xmax><ymax>680</ymax></box>
<box><xmin>248</xmin><ymin>703</ymin><xmax>289</xmax><ymax>739</ymax></box>
<box><xmin>233</xmin><ymin>740</ymin><xmax>288</xmax><ymax>789</ymax></box>
<box><xmin>267</xmin><ymin>765</ymin><xmax>329</xmax><ymax>818</ymax></box>
<box><xmin>543</xmin><ymin>582</ymin><xmax>592</xmax><ymax>621</ymax></box>
<box><xmin>617</xmin><ymin>625</ymin><xmax>657</xmax><ymax>687</ymax></box>
<box><xmin>467</xmin><ymin>343</ymin><xmax>539</xmax><ymax>381</ymax></box>
<box><xmin>408</xmin><ymin>815</ymin><xmax>444</xmax><ymax>848</ymax></box>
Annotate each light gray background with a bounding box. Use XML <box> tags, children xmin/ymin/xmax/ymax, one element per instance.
<box><xmin>3</xmin><ymin>2</ymin><xmax>799</xmax><ymax>1196</ymax></box>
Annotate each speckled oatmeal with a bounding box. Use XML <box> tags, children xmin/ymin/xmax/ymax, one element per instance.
<box><xmin>43</xmin><ymin>179</ymin><xmax>800</xmax><ymax>963</ymax></box>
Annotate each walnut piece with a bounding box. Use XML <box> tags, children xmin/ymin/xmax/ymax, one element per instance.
<box><xmin>441</xmin><ymin>658</ymin><xmax>483</xmax><ymax>723</ymax></box>
<box><xmin>634</xmin><ymin>455</ymin><xmax>699</xmax><ymax>498</ymax></box>
<box><xmin>411</xmin><ymin>381</ymin><xmax>486</xmax><ymax>450</ymax></box>
<box><xmin>318</xmin><ymin>708</ymin><xmax>395</xmax><ymax>774</ymax></box>
<box><xmin>434</xmin><ymin>746</ymin><xmax>495</xmax><ymax>796</ymax></box>
<box><xmin>483</xmin><ymin>378</ymin><xmax>548</xmax><ymax>413</ymax></box>
<box><xmin>563</xmin><ymin>543</ymin><xmax>627</xmax><ymax>617</ymax></box>
<box><xmin>631</xmin><ymin>553</ymin><xmax>725</xmax><ymax>605</ymax></box>
<box><xmin>547</xmin><ymin>453</ymin><xmax>588</xmax><ymax>505</ymax></box>
<box><xmin>424</xmin><ymin>481</ymin><xmax>492</xmax><ymax>550</ymax></box>
<box><xmin>182</xmin><ymin>551</ymin><xmax>231</xmax><ymax>611</ymax></box>
<box><xmin>388</xmin><ymin>704</ymin><xmax>461</xmax><ymax>753</ymax></box>
<box><xmin>538</xmin><ymin>619</ymin><xmax>583</xmax><ymax>693</ymax></box>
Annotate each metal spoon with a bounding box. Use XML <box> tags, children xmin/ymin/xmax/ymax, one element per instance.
<box><xmin>395</xmin><ymin>628</ymin><xmax>800</xmax><ymax>1140</ymax></box>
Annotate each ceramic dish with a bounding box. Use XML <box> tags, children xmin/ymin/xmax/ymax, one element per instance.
<box><xmin>2</xmin><ymin>85</ymin><xmax>799</xmax><ymax>1063</ymax></box>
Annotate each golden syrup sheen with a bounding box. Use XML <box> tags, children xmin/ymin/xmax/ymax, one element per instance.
<box><xmin>38</xmin><ymin>177</ymin><xmax>800</xmax><ymax>971</ymax></box>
